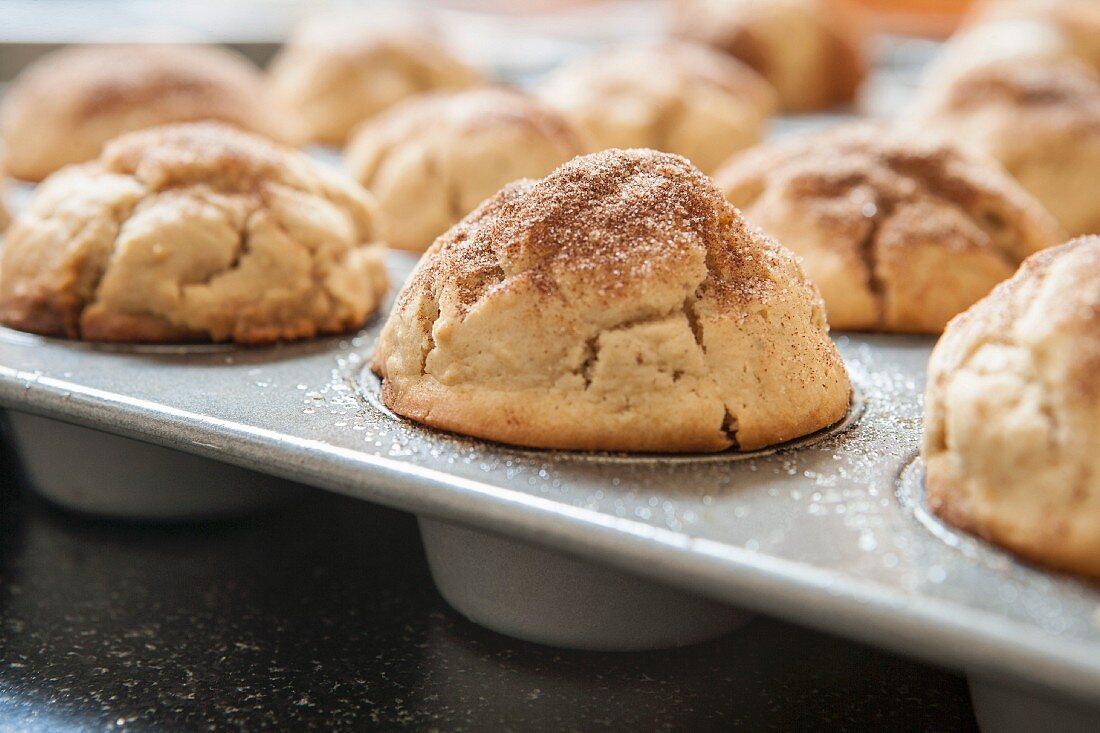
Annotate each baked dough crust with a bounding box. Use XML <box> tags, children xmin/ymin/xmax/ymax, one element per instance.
<box><xmin>715</xmin><ymin>123</ymin><xmax>1064</xmax><ymax>333</ymax></box>
<box><xmin>0</xmin><ymin>44</ymin><xmax>288</xmax><ymax>182</ymax></box>
<box><xmin>537</xmin><ymin>42</ymin><xmax>776</xmax><ymax>174</ymax></box>
<box><xmin>0</xmin><ymin>123</ymin><xmax>389</xmax><ymax>343</ymax></box>
<box><xmin>266</xmin><ymin>16</ymin><xmax>481</xmax><ymax>146</ymax></box>
<box><xmin>669</xmin><ymin>0</ymin><xmax>865</xmax><ymax>112</ymax></box>
<box><xmin>923</xmin><ymin>236</ymin><xmax>1100</xmax><ymax>578</ymax></box>
<box><xmin>372</xmin><ymin>148</ymin><xmax>850</xmax><ymax>453</ymax></box>
<box><xmin>346</xmin><ymin>87</ymin><xmax>589</xmax><ymax>252</ymax></box>
<box><xmin>909</xmin><ymin>56</ymin><xmax>1100</xmax><ymax>237</ymax></box>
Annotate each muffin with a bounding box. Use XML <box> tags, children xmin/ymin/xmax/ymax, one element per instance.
<box><xmin>266</xmin><ymin>15</ymin><xmax>482</xmax><ymax>146</ymax></box>
<box><xmin>964</xmin><ymin>0</ymin><xmax>1100</xmax><ymax>72</ymax></box>
<box><xmin>537</xmin><ymin>42</ymin><xmax>776</xmax><ymax>174</ymax></box>
<box><xmin>0</xmin><ymin>44</ymin><xmax>288</xmax><ymax>182</ymax></box>
<box><xmin>669</xmin><ymin>0</ymin><xmax>865</xmax><ymax>112</ymax></box>
<box><xmin>0</xmin><ymin>123</ymin><xmax>389</xmax><ymax>343</ymax></box>
<box><xmin>924</xmin><ymin>17</ymin><xmax>1074</xmax><ymax>90</ymax></box>
<box><xmin>714</xmin><ymin>124</ymin><xmax>1064</xmax><ymax>332</ymax></box>
<box><xmin>923</xmin><ymin>236</ymin><xmax>1100</xmax><ymax>578</ymax></box>
<box><xmin>908</xmin><ymin>56</ymin><xmax>1100</xmax><ymax>236</ymax></box>
<box><xmin>346</xmin><ymin>87</ymin><xmax>589</xmax><ymax>252</ymax></box>
<box><xmin>372</xmin><ymin>148</ymin><xmax>851</xmax><ymax>453</ymax></box>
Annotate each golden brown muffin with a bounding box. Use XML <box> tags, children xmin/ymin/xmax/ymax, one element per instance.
<box><xmin>923</xmin><ymin>0</ymin><xmax>1100</xmax><ymax>99</ymax></box>
<box><xmin>0</xmin><ymin>123</ymin><xmax>389</xmax><ymax>343</ymax></box>
<box><xmin>714</xmin><ymin>124</ymin><xmax>1064</xmax><ymax>333</ymax></box>
<box><xmin>669</xmin><ymin>0</ymin><xmax>865</xmax><ymax>112</ymax></box>
<box><xmin>965</xmin><ymin>0</ymin><xmax>1100</xmax><ymax>71</ymax></box>
<box><xmin>346</xmin><ymin>86</ymin><xmax>589</xmax><ymax>253</ymax></box>
<box><xmin>266</xmin><ymin>15</ymin><xmax>482</xmax><ymax>146</ymax></box>
<box><xmin>923</xmin><ymin>236</ymin><xmax>1100</xmax><ymax>579</ymax></box>
<box><xmin>0</xmin><ymin>44</ymin><xmax>288</xmax><ymax>182</ymax></box>
<box><xmin>372</xmin><ymin>148</ymin><xmax>851</xmax><ymax>453</ymax></box>
<box><xmin>924</xmin><ymin>19</ymin><xmax>1064</xmax><ymax>87</ymax></box>
<box><xmin>537</xmin><ymin>42</ymin><xmax>776</xmax><ymax>174</ymax></box>
<box><xmin>908</xmin><ymin>56</ymin><xmax>1100</xmax><ymax>237</ymax></box>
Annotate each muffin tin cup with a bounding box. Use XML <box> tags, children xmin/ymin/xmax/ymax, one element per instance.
<box><xmin>419</xmin><ymin>516</ymin><xmax>749</xmax><ymax>650</ymax></box>
<box><xmin>4</xmin><ymin>410</ymin><xmax>305</xmax><ymax>520</ymax></box>
<box><xmin>895</xmin><ymin>457</ymin><xmax>1100</xmax><ymax>728</ymax></box>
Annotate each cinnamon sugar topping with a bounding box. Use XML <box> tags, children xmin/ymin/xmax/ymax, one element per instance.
<box><xmin>404</xmin><ymin>148</ymin><xmax>781</xmax><ymax>315</ymax></box>
<box><xmin>373</xmin><ymin>147</ymin><xmax>849</xmax><ymax>452</ymax></box>
<box><xmin>942</xmin><ymin>58</ymin><xmax>1100</xmax><ymax>125</ymax></box>
<box><xmin>717</xmin><ymin>123</ymin><xmax>1059</xmax><ymax>262</ymax></box>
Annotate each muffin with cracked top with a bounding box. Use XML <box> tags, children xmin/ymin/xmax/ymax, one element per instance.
<box><xmin>0</xmin><ymin>122</ymin><xmax>389</xmax><ymax>343</ymax></box>
<box><xmin>714</xmin><ymin>123</ymin><xmax>1064</xmax><ymax>332</ymax></box>
<box><xmin>1</xmin><ymin>43</ymin><xmax>290</xmax><ymax>182</ymax></box>
<box><xmin>923</xmin><ymin>236</ymin><xmax>1100</xmax><ymax>578</ymax></box>
<box><xmin>266</xmin><ymin>14</ymin><xmax>482</xmax><ymax>146</ymax></box>
<box><xmin>537</xmin><ymin>42</ymin><xmax>776</xmax><ymax>174</ymax></box>
<box><xmin>669</xmin><ymin>0</ymin><xmax>865</xmax><ymax>112</ymax></box>
<box><xmin>371</xmin><ymin>148</ymin><xmax>850</xmax><ymax>452</ymax></box>
<box><xmin>908</xmin><ymin>56</ymin><xmax>1100</xmax><ymax>237</ymax></box>
<box><xmin>346</xmin><ymin>86</ymin><xmax>589</xmax><ymax>252</ymax></box>
<box><xmin>958</xmin><ymin>0</ymin><xmax>1100</xmax><ymax>74</ymax></box>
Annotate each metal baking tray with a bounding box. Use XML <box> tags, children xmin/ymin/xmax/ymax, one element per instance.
<box><xmin>2</xmin><ymin>248</ymin><xmax>1100</xmax><ymax>727</ymax></box>
<box><xmin>1</xmin><ymin>35</ymin><xmax>1094</xmax><ymax>727</ymax></box>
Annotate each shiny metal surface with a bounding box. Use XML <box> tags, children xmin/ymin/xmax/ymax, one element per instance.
<box><xmin>1</xmin><ymin>250</ymin><xmax>1098</xmax><ymax>705</ymax></box>
<box><xmin>5</xmin><ymin>411</ymin><xmax>304</xmax><ymax>519</ymax></box>
<box><xmin>418</xmin><ymin>517</ymin><xmax>749</xmax><ymax>650</ymax></box>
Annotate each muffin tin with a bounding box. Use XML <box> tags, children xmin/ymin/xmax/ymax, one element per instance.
<box><xmin>1</xmin><ymin>249</ymin><xmax>1099</xmax><ymax>728</ymax></box>
<box><xmin>2</xmin><ymin>35</ymin><xmax>1096</xmax><ymax>728</ymax></box>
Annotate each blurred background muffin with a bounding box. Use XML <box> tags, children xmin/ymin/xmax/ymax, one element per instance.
<box><xmin>668</xmin><ymin>0</ymin><xmax>866</xmax><ymax>111</ymax></box>
<box><xmin>907</xmin><ymin>55</ymin><xmax>1100</xmax><ymax>236</ymax></box>
<box><xmin>715</xmin><ymin>122</ymin><xmax>1064</xmax><ymax>332</ymax></box>
<box><xmin>0</xmin><ymin>43</ymin><xmax>289</xmax><ymax>182</ymax></box>
<box><xmin>346</xmin><ymin>86</ymin><xmax>589</xmax><ymax>252</ymax></box>
<box><xmin>538</xmin><ymin>41</ymin><xmax>775</xmax><ymax>173</ymax></box>
<box><xmin>965</xmin><ymin>0</ymin><xmax>1100</xmax><ymax>71</ymax></box>
<box><xmin>266</xmin><ymin>11</ymin><xmax>483</xmax><ymax>146</ymax></box>
<box><xmin>923</xmin><ymin>236</ymin><xmax>1100</xmax><ymax>579</ymax></box>
<box><xmin>921</xmin><ymin>0</ymin><xmax>1100</xmax><ymax>86</ymax></box>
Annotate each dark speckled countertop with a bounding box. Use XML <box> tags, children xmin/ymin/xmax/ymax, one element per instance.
<box><xmin>0</xmin><ymin>433</ymin><xmax>978</xmax><ymax>732</ymax></box>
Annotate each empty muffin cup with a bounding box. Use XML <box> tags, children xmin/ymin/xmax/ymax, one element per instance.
<box><xmin>418</xmin><ymin>517</ymin><xmax>748</xmax><ymax>650</ymax></box>
<box><xmin>4</xmin><ymin>411</ymin><xmax>305</xmax><ymax>521</ymax></box>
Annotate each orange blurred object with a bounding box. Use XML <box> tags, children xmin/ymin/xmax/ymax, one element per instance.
<box><xmin>845</xmin><ymin>0</ymin><xmax>976</xmax><ymax>37</ymax></box>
